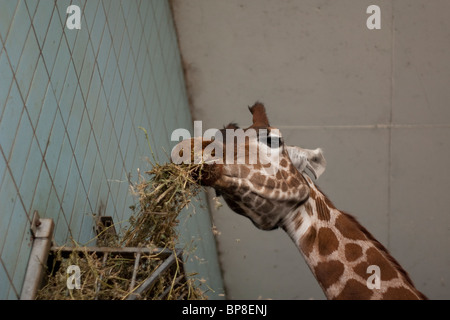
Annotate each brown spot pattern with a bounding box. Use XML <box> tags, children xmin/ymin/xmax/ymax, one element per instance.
<box><xmin>335</xmin><ymin>214</ymin><xmax>367</xmax><ymax>240</ymax></box>
<box><xmin>334</xmin><ymin>279</ymin><xmax>373</xmax><ymax>300</ymax></box>
<box><xmin>299</xmin><ymin>226</ymin><xmax>316</xmax><ymax>258</ymax></box>
<box><xmin>259</xmin><ymin>201</ymin><xmax>274</xmax><ymax>213</ymax></box>
<box><xmin>353</xmin><ymin>248</ymin><xmax>398</xmax><ymax>281</ymax></box>
<box><xmin>289</xmin><ymin>164</ymin><xmax>297</xmax><ymax>175</ymax></box>
<box><xmin>240</xmin><ymin>166</ymin><xmax>250</xmax><ymax>178</ymax></box>
<box><xmin>314</xmin><ymin>260</ymin><xmax>344</xmax><ymax>290</ymax></box>
<box><xmin>309</xmin><ymin>187</ymin><xmax>317</xmax><ymax>199</ymax></box>
<box><xmin>344</xmin><ymin>243</ymin><xmax>363</xmax><ymax>262</ymax></box>
<box><xmin>276</xmin><ymin>171</ymin><xmax>282</xmax><ymax>180</ymax></box>
<box><xmin>317</xmin><ymin>227</ymin><xmax>339</xmax><ymax>256</ymax></box>
<box><xmin>288</xmin><ymin>177</ymin><xmax>300</xmax><ymax>188</ymax></box>
<box><xmin>251</xmin><ymin>172</ymin><xmax>265</xmax><ymax>189</ymax></box>
<box><xmin>382</xmin><ymin>286</ymin><xmax>420</xmax><ymax>300</ymax></box>
<box><xmin>242</xmin><ymin>195</ymin><xmax>253</xmax><ymax>205</ymax></box>
<box><xmin>280</xmin><ymin>169</ymin><xmax>290</xmax><ymax>180</ymax></box>
<box><xmin>324</xmin><ymin>196</ymin><xmax>336</xmax><ymax>210</ymax></box>
<box><xmin>266</xmin><ymin>178</ymin><xmax>275</xmax><ymax>190</ymax></box>
<box><xmin>315</xmin><ymin>197</ymin><xmax>331</xmax><ymax>221</ymax></box>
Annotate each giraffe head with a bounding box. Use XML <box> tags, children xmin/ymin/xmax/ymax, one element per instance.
<box><xmin>172</xmin><ymin>103</ymin><xmax>326</xmax><ymax>230</ymax></box>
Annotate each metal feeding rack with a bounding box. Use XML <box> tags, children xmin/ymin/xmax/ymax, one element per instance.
<box><xmin>21</xmin><ymin>211</ymin><xmax>186</xmax><ymax>300</ymax></box>
<box><xmin>48</xmin><ymin>246</ymin><xmax>184</xmax><ymax>300</ymax></box>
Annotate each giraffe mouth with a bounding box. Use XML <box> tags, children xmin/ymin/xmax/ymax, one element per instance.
<box><xmin>190</xmin><ymin>162</ymin><xmax>223</xmax><ymax>187</ymax></box>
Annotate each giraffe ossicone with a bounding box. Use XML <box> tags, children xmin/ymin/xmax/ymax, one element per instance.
<box><xmin>172</xmin><ymin>102</ymin><xmax>427</xmax><ymax>300</ymax></box>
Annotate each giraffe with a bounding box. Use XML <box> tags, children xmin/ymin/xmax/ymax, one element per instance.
<box><xmin>172</xmin><ymin>102</ymin><xmax>427</xmax><ymax>300</ymax></box>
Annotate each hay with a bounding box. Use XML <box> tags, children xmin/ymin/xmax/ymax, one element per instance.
<box><xmin>37</xmin><ymin>162</ymin><xmax>208</xmax><ymax>300</ymax></box>
<box><xmin>122</xmin><ymin>162</ymin><xmax>204</xmax><ymax>248</ymax></box>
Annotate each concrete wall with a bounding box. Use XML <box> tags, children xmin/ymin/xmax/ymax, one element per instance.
<box><xmin>0</xmin><ymin>0</ymin><xmax>223</xmax><ymax>299</ymax></box>
<box><xmin>172</xmin><ymin>0</ymin><xmax>450</xmax><ymax>299</ymax></box>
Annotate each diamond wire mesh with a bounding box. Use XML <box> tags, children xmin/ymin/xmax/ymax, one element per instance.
<box><xmin>0</xmin><ymin>0</ymin><xmax>221</xmax><ymax>299</ymax></box>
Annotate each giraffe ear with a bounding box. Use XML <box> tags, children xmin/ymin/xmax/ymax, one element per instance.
<box><xmin>286</xmin><ymin>146</ymin><xmax>326</xmax><ymax>180</ymax></box>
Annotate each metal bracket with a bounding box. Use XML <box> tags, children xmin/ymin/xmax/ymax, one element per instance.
<box><xmin>95</xmin><ymin>216</ymin><xmax>116</xmax><ymax>236</ymax></box>
<box><xmin>30</xmin><ymin>210</ymin><xmax>40</xmax><ymax>238</ymax></box>
<box><xmin>21</xmin><ymin>211</ymin><xmax>55</xmax><ymax>300</ymax></box>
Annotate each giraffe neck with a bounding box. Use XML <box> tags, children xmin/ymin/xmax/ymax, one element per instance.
<box><xmin>281</xmin><ymin>175</ymin><xmax>426</xmax><ymax>300</ymax></box>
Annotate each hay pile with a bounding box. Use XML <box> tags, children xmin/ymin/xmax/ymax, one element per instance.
<box><xmin>37</xmin><ymin>162</ymin><xmax>208</xmax><ymax>300</ymax></box>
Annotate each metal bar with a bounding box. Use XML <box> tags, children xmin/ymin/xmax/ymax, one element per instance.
<box><xmin>51</xmin><ymin>246</ymin><xmax>174</xmax><ymax>257</ymax></box>
<box><xmin>94</xmin><ymin>253</ymin><xmax>109</xmax><ymax>300</ymax></box>
<box><xmin>129</xmin><ymin>252</ymin><xmax>141</xmax><ymax>292</ymax></box>
<box><xmin>20</xmin><ymin>217</ymin><xmax>55</xmax><ymax>300</ymax></box>
<box><xmin>158</xmin><ymin>274</ymin><xmax>185</xmax><ymax>299</ymax></box>
<box><xmin>126</xmin><ymin>250</ymin><xmax>182</xmax><ymax>300</ymax></box>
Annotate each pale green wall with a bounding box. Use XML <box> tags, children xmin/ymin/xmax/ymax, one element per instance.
<box><xmin>0</xmin><ymin>0</ymin><xmax>223</xmax><ymax>299</ymax></box>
